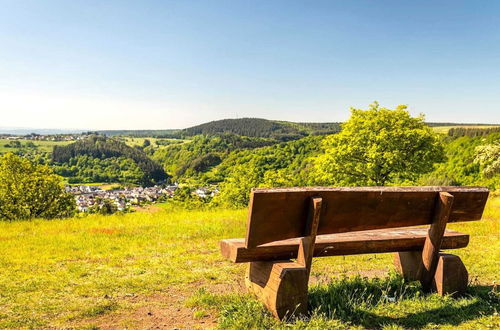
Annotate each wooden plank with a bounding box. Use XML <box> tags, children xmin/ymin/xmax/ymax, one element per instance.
<box><xmin>433</xmin><ymin>253</ymin><xmax>468</xmax><ymax>296</ymax></box>
<box><xmin>245</xmin><ymin>261</ymin><xmax>309</xmax><ymax>319</ymax></box>
<box><xmin>297</xmin><ymin>197</ymin><xmax>322</xmax><ymax>273</ymax></box>
<box><xmin>418</xmin><ymin>192</ymin><xmax>454</xmax><ymax>291</ymax></box>
<box><xmin>245</xmin><ymin>186</ymin><xmax>488</xmax><ymax>247</ymax></box>
<box><xmin>222</xmin><ymin>228</ymin><xmax>470</xmax><ymax>263</ymax></box>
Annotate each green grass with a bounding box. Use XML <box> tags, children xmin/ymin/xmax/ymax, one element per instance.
<box><xmin>120</xmin><ymin>136</ymin><xmax>189</xmax><ymax>148</ymax></box>
<box><xmin>0</xmin><ymin>196</ymin><xmax>498</xmax><ymax>329</ymax></box>
<box><xmin>0</xmin><ymin>139</ymin><xmax>71</xmax><ymax>154</ymax></box>
<box><xmin>432</xmin><ymin>126</ymin><xmax>500</xmax><ymax>135</ymax></box>
<box><xmin>187</xmin><ymin>275</ymin><xmax>499</xmax><ymax>329</ymax></box>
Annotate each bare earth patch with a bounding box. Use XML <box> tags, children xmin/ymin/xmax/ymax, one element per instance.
<box><xmin>75</xmin><ymin>270</ymin><xmax>393</xmax><ymax>329</ymax></box>
<box><xmin>76</xmin><ymin>291</ymin><xmax>216</xmax><ymax>329</ymax></box>
<box><xmin>134</xmin><ymin>205</ymin><xmax>163</xmax><ymax>214</ymax></box>
<box><xmin>90</xmin><ymin>228</ymin><xmax>122</xmax><ymax>235</ymax></box>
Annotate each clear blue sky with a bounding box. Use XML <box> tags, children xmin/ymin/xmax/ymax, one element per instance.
<box><xmin>1</xmin><ymin>0</ymin><xmax>499</xmax><ymax>129</ymax></box>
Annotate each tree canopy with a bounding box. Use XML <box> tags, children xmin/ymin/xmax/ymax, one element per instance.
<box><xmin>475</xmin><ymin>142</ymin><xmax>500</xmax><ymax>178</ymax></box>
<box><xmin>0</xmin><ymin>153</ymin><xmax>75</xmax><ymax>221</ymax></box>
<box><xmin>313</xmin><ymin>103</ymin><xmax>445</xmax><ymax>186</ymax></box>
<box><xmin>53</xmin><ymin>135</ymin><xmax>168</xmax><ymax>185</ymax></box>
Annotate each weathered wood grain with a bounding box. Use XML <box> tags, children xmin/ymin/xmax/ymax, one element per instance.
<box><xmin>418</xmin><ymin>192</ymin><xmax>454</xmax><ymax>291</ymax></box>
<box><xmin>394</xmin><ymin>252</ymin><xmax>469</xmax><ymax>296</ymax></box>
<box><xmin>245</xmin><ymin>261</ymin><xmax>309</xmax><ymax>319</ymax></box>
<box><xmin>221</xmin><ymin>228</ymin><xmax>469</xmax><ymax>263</ymax></box>
<box><xmin>394</xmin><ymin>251</ymin><xmax>422</xmax><ymax>281</ymax></box>
<box><xmin>296</xmin><ymin>197</ymin><xmax>322</xmax><ymax>274</ymax></box>
<box><xmin>433</xmin><ymin>253</ymin><xmax>468</xmax><ymax>296</ymax></box>
<box><xmin>245</xmin><ymin>186</ymin><xmax>488</xmax><ymax>247</ymax></box>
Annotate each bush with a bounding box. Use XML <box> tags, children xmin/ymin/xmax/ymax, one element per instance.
<box><xmin>0</xmin><ymin>153</ymin><xmax>76</xmax><ymax>221</ymax></box>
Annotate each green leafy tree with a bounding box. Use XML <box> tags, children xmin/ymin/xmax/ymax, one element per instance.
<box><xmin>419</xmin><ymin>132</ymin><xmax>499</xmax><ymax>189</ymax></box>
<box><xmin>89</xmin><ymin>198</ymin><xmax>118</xmax><ymax>215</ymax></box>
<box><xmin>313</xmin><ymin>103</ymin><xmax>445</xmax><ymax>186</ymax></box>
<box><xmin>474</xmin><ymin>142</ymin><xmax>500</xmax><ymax>178</ymax></box>
<box><xmin>0</xmin><ymin>153</ymin><xmax>75</xmax><ymax>221</ymax></box>
<box><xmin>212</xmin><ymin>136</ymin><xmax>322</xmax><ymax>207</ymax></box>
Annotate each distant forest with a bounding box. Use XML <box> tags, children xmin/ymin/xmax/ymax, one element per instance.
<box><xmin>448</xmin><ymin>126</ymin><xmax>500</xmax><ymax>137</ymax></box>
<box><xmin>52</xmin><ymin>136</ymin><xmax>167</xmax><ymax>185</ymax></box>
<box><xmin>93</xmin><ymin>119</ymin><xmax>497</xmax><ymax>140</ymax></box>
<box><xmin>2</xmin><ymin>117</ymin><xmax>498</xmax><ymax>192</ymax></box>
<box><xmin>181</xmin><ymin>118</ymin><xmax>343</xmax><ymax>141</ymax></box>
<box><xmin>96</xmin><ymin>118</ymin><xmax>342</xmax><ymax>140</ymax></box>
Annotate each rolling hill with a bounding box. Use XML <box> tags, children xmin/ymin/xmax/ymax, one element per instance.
<box><xmin>182</xmin><ymin>118</ymin><xmax>342</xmax><ymax>141</ymax></box>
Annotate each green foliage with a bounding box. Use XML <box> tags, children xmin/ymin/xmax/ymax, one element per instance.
<box><xmin>212</xmin><ymin>136</ymin><xmax>322</xmax><ymax>207</ymax></box>
<box><xmin>155</xmin><ymin>139</ymin><xmax>184</xmax><ymax>146</ymax></box>
<box><xmin>3</xmin><ymin>140</ymin><xmax>22</xmax><ymax>148</ymax></box>
<box><xmin>0</xmin><ymin>153</ymin><xmax>75</xmax><ymax>221</ymax></box>
<box><xmin>475</xmin><ymin>142</ymin><xmax>500</xmax><ymax>178</ymax></box>
<box><xmin>182</xmin><ymin>118</ymin><xmax>342</xmax><ymax>141</ymax></box>
<box><xmin>183</xmin><ymin>118</ymin><xmax>307</xmax><ymax>141</ymax></box>
<box><xmin>53</xmin><ymin>135</ymin><xmax>167</xmax><ymax>186</ymax></box>
<box><xmin>421</xmin><ymin>133</ymin><xmax>500</xmax><ymax>189</ymax></box>
<box><xmin>152</xmin><ymin>134</ymin><xmax>275</xmax><ymax>182</ymax></box>
<box><xmin>292</xmin><ymin>122</ymin><xmax>342</xmax><ymax>135</ymax></box>
<box><xmin>184</xmin><ymin>153</ymin><xmax>222</xmax><ymax>174</ymax></box>
<box><xmin>168</xmin><ymin>186</ymin><xmax>209</xmax><ymax>209</ymax></box>
<box><xmin>53</xmin><ymin>155</ymin><xmax>145</xmax><ymax>184</ymax></box>
<box><xmin>448</xmin><ymin>126</ymin><xmax>500</xmax><ymax>138</ymax></box>
<box><xmin>313</xmin><ymin>103</ymin><xmax>445</xmax><ymax>186</ymax></box>
<box><xmin>88</xmin><ymin>198</ymin><xmax>119</xmax><ymax>215</ymax></box>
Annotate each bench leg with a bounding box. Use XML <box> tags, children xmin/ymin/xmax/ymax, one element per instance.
<box><xmin>433</xmin><ymin>253</ymin><xmax>468</xmax><ymax>296</ymax></box>
<box><xmin>394</xmin><ymin>252</ymin><xmax>468</xmax><ymax>296</ymax></box>
<box><xmin>394</xmin><ymin>251</ymin><xmax>422</xmax><ymax>281</ymax></box>
<box><xmin>245</xmin><ymin>261</ymin><xmax>309</xmax><ymax>320</ymax></box>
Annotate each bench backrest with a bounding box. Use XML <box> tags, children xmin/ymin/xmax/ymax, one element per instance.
<box><xmin>245</xmin><ymin>186</ymin><xmax>489</xmax><ymax>248</ymax></box>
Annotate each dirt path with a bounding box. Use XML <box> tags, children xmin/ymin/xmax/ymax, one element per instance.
<box><xmin>75</xmin><ymin>281</ymin><xmax>247</xmax><ymax>329</ymax></box>
<box><xmin>133</xmin><ymin>205</ymin><xmax>163</xmax><ymax>214</ymax></box>
<box><xmin>74</xmin><ymin>269</ymin><xmax>392</xmax><ymax>329</ymax></box>
<box><xmin>77</xmin><ymin>290</ymin><xmax>218</xmax><ymax>329</ymax></box>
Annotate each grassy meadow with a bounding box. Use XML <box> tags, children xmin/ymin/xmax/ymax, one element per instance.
<box><xmin>0</xmin><ymin>139</ymin><xmax>72</xmax><ymax>154</ymax></box>
<box><xmin>0</xmin><ymin>197</ymin><xmax>498</xmax><ymax>329</ymax></box>
<box><xmin>120</xmin><ymin>137</ymin><xmax>189</xmax><ymax>148</ymax></box>
<box><xmin>431</xmin><ymin>126</ymin><xmax>500</xmax><ymax>135</ymax></box>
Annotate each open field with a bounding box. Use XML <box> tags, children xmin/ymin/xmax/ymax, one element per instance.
<box><xmin>120</xmin><ymin>137</ymin><xmax>188</xmax><ymax>148</ymax></box>
<box><xmin>432</xmin><ymin>125</ymin><xmax>500</xmax><ymax>135</ymax></box>
<box><xmin>0</xmin><ymin>139</ymin><xmax>72</xmax><ymax>154</ymax></box>
<box><xmin>0</xmin><ymin>196</ymin><xmax>498</xmax><ymax>329</ymax></box>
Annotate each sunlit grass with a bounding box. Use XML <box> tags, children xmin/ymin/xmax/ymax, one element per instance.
<box><xmin>0</xmin><ymin>195</ymin><xmax>498</xmax><ymax>328</ymax></box>
<box><xmin>431</xmin><ymin>125</ymin><xmax>500</xmax><ymax>135</ymax></box>
<box><xmin>0</xmin><ymin>138</ymin><xmax>71</xmax><ymax>154</ymax></box>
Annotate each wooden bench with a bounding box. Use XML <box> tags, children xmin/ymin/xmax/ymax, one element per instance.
<box><xmin>220</xmin><ymin>186</ymin><xmax>489</xmax><ymax>319</ymax></box>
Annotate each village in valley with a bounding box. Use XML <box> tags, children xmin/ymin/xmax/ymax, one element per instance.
<box><xmin>1</xmin><ymin>132</ymin><xmax>92</xmax><ymax>141</ymax></box>
<box><xmin>66</xmin><ymin>184</ymin><xmax>217</xmax><ymax>213</ymax></box>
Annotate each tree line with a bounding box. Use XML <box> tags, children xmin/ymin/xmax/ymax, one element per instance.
<box><xmin>52</xmin><ymin>135</ymin><xmax>168</xmax><ymax>186</ymax></box>
<box><xmin>448</xmin><ymin>126</ymin><xmax>500</xmax><ymax>138</ymax></box>
<box><xmin>1</xmin><ymin>103</ymin><xmax>499</xmax><ymax>220</ymax></box>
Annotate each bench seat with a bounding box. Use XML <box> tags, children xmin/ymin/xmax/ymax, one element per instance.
<box><xmin>221</xmin><ymin>228</ymin><xmax>469</xmax><ymax>263</ymax></box>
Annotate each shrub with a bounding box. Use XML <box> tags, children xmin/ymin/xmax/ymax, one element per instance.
<box><xmin>0</xmin><ymin>153</ymin><xmax>75</xmax><ymax>221</ymax></box>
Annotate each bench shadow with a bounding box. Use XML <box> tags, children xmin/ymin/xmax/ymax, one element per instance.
<box><xmin>307</xmin><ymin>275</ymin><xmax>498</xmax><ymax>329</ymax></box>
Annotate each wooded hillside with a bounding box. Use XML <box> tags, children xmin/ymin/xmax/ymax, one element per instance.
<box><xmin>52</xmin><ymin>136</ymin><xmax>168</xmax><ymax>185</ymax></box>
<box><xmin>182</xmin><ymin>118</ymin><xmax>341</xmax><ymax>141</ymax></box>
